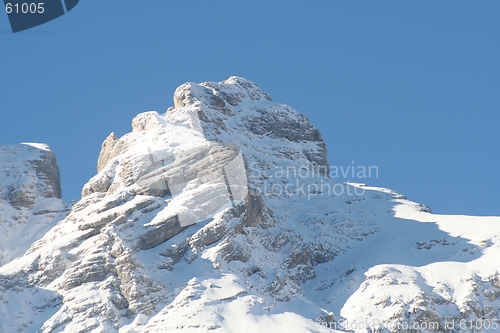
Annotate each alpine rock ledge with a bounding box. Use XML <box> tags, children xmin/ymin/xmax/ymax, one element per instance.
<box><xmin>1</xmin><ymin>77</ymin><xmax>499</xmax><ymax>333</ymax></box>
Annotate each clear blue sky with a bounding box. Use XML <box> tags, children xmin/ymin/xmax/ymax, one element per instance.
<box><xmin>1</xmin><ymin>1</ymin><xmax>499</xmax><ymax>216</ymax></box>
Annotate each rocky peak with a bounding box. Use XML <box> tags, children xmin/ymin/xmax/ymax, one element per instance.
<box><xmin>0</xmin><ymin>143</ymin><xmax>66</xmax><ymax>266</ymax></box>
<box><xmin>0</xmin><ymin>143</ymin><xmax>62</xmax><ymax>209</ymax></box>
<box><xmin>173</xmin><ymin>76</ymin><xmax>272</xmax><ymax>111</ymax></box>
<box><xmin>168</xmin><ymin>76</ymin><xmax>329</xmax><ymax>173</ymax></box>
<box><xmin>87</xmin><ymin>77</ymin><xmax>329</xmax><ymax>199</ymax></box>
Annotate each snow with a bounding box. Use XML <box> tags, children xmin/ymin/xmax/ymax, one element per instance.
<box><xmin>0</xmin><ymin>143</ymin><xmax>67</xmax><ymax>266</ymax></box>
<box><xmin>1</xmin><ymin>77</ymin><xmax>500</xmax><ymax>332</ymax></box>
<box><xmin>21</xmin><ymin>142</ymin><xmax>52</xmax><ymax>151</ymax></box>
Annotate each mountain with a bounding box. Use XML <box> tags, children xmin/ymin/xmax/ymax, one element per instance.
<box><xmin>0</xmin><ymin>143</ymin><xmax>67</xmax><ymax>267</ymax></box>
<box><xmin>1</xmin><ymin>77</ymin><xmax>499</xmax><ymax>333</ymax></box>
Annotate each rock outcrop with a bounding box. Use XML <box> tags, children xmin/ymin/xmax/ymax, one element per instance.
<box><xmin>0</xmin><ymin>143</ymin><xmax>66</xmax><ymax>266</ymax></box>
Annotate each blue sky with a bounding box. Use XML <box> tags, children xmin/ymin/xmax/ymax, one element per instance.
<box><xmin>1</xmin><ymin>1</ymin><xmax>499</xmax><ymax>216</ymax></box>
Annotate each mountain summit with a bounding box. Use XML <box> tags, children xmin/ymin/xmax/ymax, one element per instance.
<box><xmin>1</xmin><ymin>77</ymin><xmax>499</xmax><ymax>333</ymax></box>
<box><xmin>0</xmin><ymin>143</ymin><xmax>66</xmax><ymax>266</ymax></box>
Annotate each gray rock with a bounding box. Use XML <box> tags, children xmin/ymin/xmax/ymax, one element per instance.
<box><xmin>33</xmin><ymin>148</ymin><xmax>62</xmax><ymax>199</ymax></box>
<box><xmin>1</xmin><ymin>144</ymin><xmax>62</xmax><ymax>210</ymax></box>
<box><xmin>137</xmin><ymin>215</ymin><xmax>187</xmax><ymax>250</ymax></box>
<box><xmin>97</xmin><ymin>132</ymin><xmax>123</xmax><ymax>173</ymax></box>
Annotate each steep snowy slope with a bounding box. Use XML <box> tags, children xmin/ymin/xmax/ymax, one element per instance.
<box><xmin>0</xmin><ymin>77</ymin><xmax>499</xmax><ymax>333</ymax></box>
<box><xmin>0</xmin><ymin>143</ymin><xmax>67</xmax><ymax>266</ymax></box>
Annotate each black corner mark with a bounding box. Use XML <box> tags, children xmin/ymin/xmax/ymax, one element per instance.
<box><xmin>64</xmin><ymin>0</ymin><xmax>78</xmax><ymax>12</ymax></box>
<box><xmin>4</xmin><ymin>1</ymin><xmax>63</xmax><ymax>33</ymax></box>
<box><xmin>4</xmin><ymin>0</ymin><xmax>79</xmax><ymax>33</ymax></box>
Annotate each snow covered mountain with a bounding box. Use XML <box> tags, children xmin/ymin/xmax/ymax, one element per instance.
<box><xmin>1</xmin><ymin>77</ymin><xmax>500</xmax><ymax>333</ymax></box>
<box><xmin>0</xmin><ymin>143</ymin><xmax>67</xmax><ymax>266</ymax></box>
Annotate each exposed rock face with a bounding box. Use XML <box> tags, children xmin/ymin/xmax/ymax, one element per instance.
<box><xmin>171</xmin><ymin>76</ymin><xmax>329</xmax><ymax>173</ymax></box>
<box><xmin>0</xmin><ymin>143</ymin><xmax>66</xmax><ymax>266</ymax></box>
<box><xmin>97</xmin><ymin>132</ymin><xmax>123</xmax><ymax>173</ymax></box>
<box><xmin>1</xmin><ymin>78</ymin><xmax>500</xmax><ymax>333</ymax></box>
<box><xmin>0</xmin><ymin>143</ymin><xmax>62</xmax><ymax>209</ymax></box>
